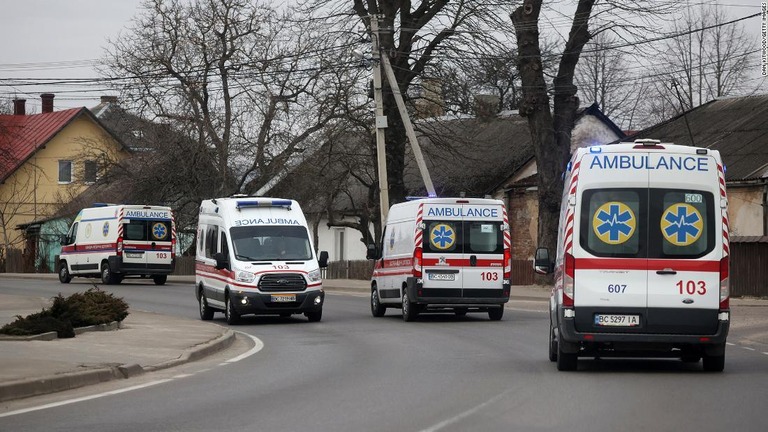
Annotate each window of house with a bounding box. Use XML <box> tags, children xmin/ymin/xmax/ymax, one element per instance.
<box><xmin>58</xmin><ymin>160</ymin><xmax>72</xmax><ymax>183</ymax></box>
<box><xmin>84</xmin><ymin>160</ymin><xmax>98</xmax><ymax>184</ymax></box>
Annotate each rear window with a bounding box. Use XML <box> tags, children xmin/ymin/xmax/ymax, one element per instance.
<box><xmin>123</xmin><ymin>220</ymin><xmax>172</xmax><ymax>242</ymax></box>
<box><xmin>422</xmin><ymin>220</ymin><xmax>503</xmax><ymax>254</ymax></box>
<box><xmin>580</xmin><ymin>188</ymin><xmax>714</xmax><ymax>259</ymax></box>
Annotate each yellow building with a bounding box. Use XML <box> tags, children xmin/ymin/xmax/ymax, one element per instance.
<box><xmin>0</xmin><ymin>94</ymin><xmax>127</xmax><ymax>267</ymax></box>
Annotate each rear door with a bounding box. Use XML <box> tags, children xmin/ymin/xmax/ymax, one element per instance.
<box><xmin>460</xmin><ymin>205</ymin><xmax>505</xmax><ymax>295</ymax></box>
<box><xmin>423</xmin><ymin>215</ymin><xmax>463</xmax><ymax>293</ymax></box>
<box><xmin>122</xmin><ymin>214</ymin><xmax>173</xmax><ymax>269</ymax></box>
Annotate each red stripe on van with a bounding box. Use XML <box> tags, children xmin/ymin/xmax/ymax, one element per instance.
<box><xmin>422</xmin><ymin>258</ymin><xmax>503</xmax><ymax>267</ymax></box>
<box><xmin>576</xmin><ymin>258</ymin><xmax>720</xmax><ymax>272</ymax></box>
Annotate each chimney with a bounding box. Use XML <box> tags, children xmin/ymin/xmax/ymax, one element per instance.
<box><xmin>13</xmin><ymin>99</ymin><xmax>26</xmax><ymax>115</ymax></box>
<box><xmin>40</xmin><ymin>93</ymin><xmax>55</xmax><ymax>113</ymax></box>
<box><xmin>100</xmin><ymin>95</ymin><xmax>118</xmax><ymax>104</ymax></box>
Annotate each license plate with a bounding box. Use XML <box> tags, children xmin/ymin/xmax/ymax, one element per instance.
<box><xmin>271</xmin><ymin>294</ymin><xmax>296</xmax><ymax>303</ymax></box>
<box><xmin>428</xmin><ymin>273</ymin><xmax>455</xmax><ymax>281</ymax></box>
<box><xmin>594</xmin><ymin>314</ymin><xmax>640</xmax><ymax>327</ymax></box>
<box><xmin>125</xmin><ymin>252</ymin><xmax>142</xmax><ymax>258</ymax></box>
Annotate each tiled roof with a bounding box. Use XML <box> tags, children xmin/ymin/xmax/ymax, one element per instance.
<box><xmin>628</xmin><ymin>95</ymin><xmax>768</xmax><ymax>181</ymax></box>
<box><xmin>0</xmin><ymin>108</ymin><xmax>83</xmax><ymax>181</ymax></box>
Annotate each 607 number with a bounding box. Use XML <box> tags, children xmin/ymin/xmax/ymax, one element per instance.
<box><xmin>608</xmin><ymin>284</ymin><xmax>627</xmax><ymax>293</ymax></box>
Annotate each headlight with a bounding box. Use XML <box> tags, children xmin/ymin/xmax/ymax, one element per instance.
<box><xmin>307</xmin><ymin>269</ymin><xmax>322</xmax><ymax>283</ymax></box>
<box><xmin>236</xmin><ymin>271</ymin><xmax>255</xmax><ymax>283</ymax></box>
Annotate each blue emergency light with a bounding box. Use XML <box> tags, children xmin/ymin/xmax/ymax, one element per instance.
<box><xmin>235</xmin><ymin>199</ymin><xmax>292</xmax><ymax>210</ymax></box>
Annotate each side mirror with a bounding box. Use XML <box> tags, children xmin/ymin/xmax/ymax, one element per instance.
<box><xmin>533</xmin><ymin>247</ymin><xmax>552</xmax><ymax>275</ymax></box>
<box><xmin>214</xmin><ymin>252</ymin><xmax>230</xmax><ymax>271</ymax></box>
<box><xmin>365</xmin><ymin>243</ymin><xmax>380</xmax><ymax>260</ymax></box>
<box><xmin>318</xmin><ymin>250</ymin><xmax>329</xmax><ymax>268</ymax></box>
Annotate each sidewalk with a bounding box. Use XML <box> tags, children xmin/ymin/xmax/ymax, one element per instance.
<box><xmin>0</xmin><ymin>274</ymin><xmax>766</xmax><ymax>403</ymax></box>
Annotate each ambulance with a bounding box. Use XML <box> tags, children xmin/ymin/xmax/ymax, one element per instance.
<box><xmin>195</xmin><ymin>196</ymin><xmax>328</xmax><ymax>324</ymax></box>
<box><xmin>367</xmin><ymin>197</ymin><xmax>511</xmax><ymax>321</ymax></box>
<box><xmin>59</xmin><ymin>204</ymin><xmax>176</xmax><ymax>285</ymax></box>
<box><xmin>535</xmin><ymin>139</ymin><xmax>730</xmax><ymax>371</ymax></box>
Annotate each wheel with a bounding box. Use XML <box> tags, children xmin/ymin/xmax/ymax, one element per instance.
<box><xmin>703</xmin><ymin>353</ymin><xmax>725</xmax><ymax>372</ymax></box>
<box><xmin>305</xmin><ymin>309</ymin><xmax>322</xmax><ymax>322</ymax></box>
<box><xmin>556</xmin><ymin>341</ymin><xmax>578</xmax><ymax>371</ymax></box>
<box><xmin>371</xmin><ymin>287</ymin><xmax>386</xmax><ymax>317</ymax></box>
<box><xmin>198</xmin><ymin>289</ymin><xmax>214</xmax><ymax>321</ymax></box>
<box><xmin>402</xmin><ymin>290</ymin><xmax>419</xmax><ymax>322</ymax></box>
<box><xmin>548</xmin><ymin>322</ymin><xmax>558</xmax><ymax>362</ymax></box>
<box><xmin>152</xmin><ymin>275</ymin><xmax>168</xmax><ymax>285</ymax></box>
<box><xmin>58</xmin><ymin>261</ymin><xmax>72</xmax><ymax>284</ymax></box>
<box><xmin>454</xmin><ymin>308</ymin><xmax>467</xmax><ymax>317</ymax></box>
<box><xmin>101</xmin><ymin>262</ymin><xmax>118</xmax><ymax>285</ymax></box>
<box><xmin>225</xmin><ymin>293</ymin><xmax>241</xmax><ymax>325</ymax></box>
<box><xmin>488</xmin><ymin>305</ymin><xmax>504</xmax><ymax>321</ymax></box>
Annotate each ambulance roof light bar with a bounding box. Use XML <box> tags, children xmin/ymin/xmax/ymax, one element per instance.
<box><xmin>235</xmin><ymin>199</ymin><xmax>292</xmax><ymax>211</ymax></box>
<box><xmin>632</xmin><ymin>138</ymin><xmax>665</xmax><ymax>149</ymax></box>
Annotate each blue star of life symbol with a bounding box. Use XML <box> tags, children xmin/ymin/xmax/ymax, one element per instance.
<box><xmin>662</xmin><ymin>204</ymin><xmax>701</xmax><ymax>245</ymax></box>
<box><xmin>594</xmin><ymin>202</ymin><xmax>635</xmax><ymax>244</ymax></box>
<box><xmin>430</xmin><ymin>224</ymin><xmax>455</xmax><ymax>250</ymax></box>
<box><xmin>153</xmin><ymin>223</ymin><xmax>167</xmax><ymax>240</ymax></box>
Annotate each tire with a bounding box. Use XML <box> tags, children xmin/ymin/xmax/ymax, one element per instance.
<box><xmin>101</xmin><ymin>262</ymin><xmax>118</xmax><ymax>285</ymax></box>
<box><xmin>198</xmin><ymin>289</ymin><xmax>214</xmax><ymax>321</ymax></box>
<box><xmin>703</xmin><ymin>353</ymin><xmax>725</xmax><ymax>372</ymax></box>
<box><xmin>225</xmin><ymin>293</ymin><xmax>241</xmax><ymax>325</ymax></box>
<box><xmin>371</xmin><ymin>287</ymin><xmax>386</xmax><ymax>317</ymax></box>
<box><xmin>548</xmin><ymin>322</ymin><xmax>558</xmax><ymax>362</ymax></box>
<box><xmin>402</xmin><ymin>291</ymin><xmax>419</xmax><ymax>322</ymax></box>
<box><xmin>556</xmin><ymin>341</ymin><xmax>578</xmax><ymax>371</ymax></box>
<box><xmin>488</xmin><ymin>305</ymin><xmax>504</xmax><ymax>321</ymax></box>
<box><xmin>58</xmin><ymin>261</ymin><xmax>72</xmax><ymax>284</ymax></box>
<box><xmin>306</xmin><ymin>309</ymin><xmax>322</xmax><ymax>322</ymax></box>
<box><xmin>152</xmin><ymin>275</ymin><xmax>168</xmax><ymax>285</ymax></box>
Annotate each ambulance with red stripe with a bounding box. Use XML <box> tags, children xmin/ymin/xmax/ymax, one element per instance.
<box><xmin>195</xmin><ymin>197</ymin><xmax>328</xmax><ymax>324</ymax></box>
<box><xmin>59</xmin><ymin>204</ymin><xmax>176</xmax><ymax>285</ymax></box>
<box><xmin>367</xmin><ymin>197</ymin><xmax>511</xmax><ymax>321</ymax></box>
<box><xmin>535</xmin><ymin>139</ymin><xmax>730</xmax><ymax>371</ymax></box>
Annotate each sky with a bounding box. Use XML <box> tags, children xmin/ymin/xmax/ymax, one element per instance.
<box><xmin>0</xmin><ymin>0</ymin><xmax>766</xmax><ymax>112</ymax></box>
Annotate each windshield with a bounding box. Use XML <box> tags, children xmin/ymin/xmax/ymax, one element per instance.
<box><xmin>229</xmin><ymin>225</ymin><xmax>313</xmax><ymax>261</ymax></box>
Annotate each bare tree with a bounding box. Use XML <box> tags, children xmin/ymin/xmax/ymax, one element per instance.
<box><xmin>102</xmin><ymin>0</ymin><xmax>368</xmax><ymax>199</ymax></box>
<box><xmin>511</xmin><ymin>0</ymin><xmax>676</xmax><ymax>257</ymax></box>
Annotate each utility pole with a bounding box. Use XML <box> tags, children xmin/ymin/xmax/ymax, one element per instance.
<box><xmin>380</xmin><ymin>54</ymin><xmax>436</xmax><ymax>198</ymax></box>
<box><xmin>370</xmin><ymin>14</ymin><xmax>389</xmax><ymax>225</ymax></box>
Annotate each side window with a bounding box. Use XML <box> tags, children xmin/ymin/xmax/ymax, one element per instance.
<box><xmin>650</xmin><ymin>190</ymin><xmax>714</xmax><ymax>258</ymax></box>
<box><xmin>197</xmin><ymin>226</ymin><xmax>205</xmax><ymax>255</ymax></box>
<box><xmin>84</xmin><ymin>160</ymin><xmax>98</xmax><ymax>184</ymax></box>
<box><xmin>205</xmin><ymin>227</ymin><xmax>218</xmax><ymax>258</ymax></box>
<box><xmin>58</xmin><ymin>160</ymin><xmax>73</xmax><ymax>183</ymax></box>
<box><xmin>68</xmin><ymin>222</ymin><xmax>79</xmax><ymax>244</ymax></box>
<box><xmin>220</xmin><ymin>231</ymin><xmax>229</xmax><ymax>258</ymax></box>
<box><xmin>581</xmin><ymin>189</ymin><xmax>644</xmax><ymax>257</ymax></box>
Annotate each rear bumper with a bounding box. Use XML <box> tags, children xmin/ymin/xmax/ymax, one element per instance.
<box><xmin>229</xmin><ymin>289</ymin><xmax>324</xmax><ymax>316</ymax></box>
<box><xmin>406</xmin><ymin>278</ymin><xmax>510</xmax><ymax>307</ymax></box>
<box><xmin>108</xmin><ymin>256</ymin><xmax>175</xmax><ymax>275</ymax></box>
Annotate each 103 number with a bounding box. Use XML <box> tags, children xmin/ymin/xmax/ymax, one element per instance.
<box><xmin>676</xmin><ymin>280</ymin><xmax>706</xmax><ymax>295</ymax></box>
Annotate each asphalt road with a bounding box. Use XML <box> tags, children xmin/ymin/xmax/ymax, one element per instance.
<box><xmin>2</xmin><ymin>278</ymin><xmax>768</xmax><ymax>431</ymax></box>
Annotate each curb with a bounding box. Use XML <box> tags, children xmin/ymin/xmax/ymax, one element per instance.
<box><xmin>0</xmin><ymin>321</ymin><xmax>121</xmax><ymax>341</ymax></box>
<box><xmin>0</xmin><ymin>328</ymin><xmax>236</xmax><ymax>403</ymax></box>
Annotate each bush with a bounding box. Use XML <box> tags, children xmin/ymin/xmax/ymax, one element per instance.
<box><xmin>0</xmin><ymin>288</ymin><xmax>129</xmax><ymax>338</ymax></box>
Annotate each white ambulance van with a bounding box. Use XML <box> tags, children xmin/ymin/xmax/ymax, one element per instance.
<box><xmin>59</xmin><ymin>204</ymin><xmax>176</xmax><ymax>285</ymax></box>
<box><xmin>367</xmin><ymin>197</ymin><xmax>511</xmax><ymax>321</ymax></box>
<box><xmin>195</xmin><ymin>196</ymin><xmax>328</xmax><ymax>324</ymax></box>
<box><xmin>535</xmin><ymin>140</ymin><xmax>730</xmax><ymax>371</ymax></box>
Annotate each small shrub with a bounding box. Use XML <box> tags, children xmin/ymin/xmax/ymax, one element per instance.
<box><xmin>0</xmin><ymin>288</ymin><xmax>129</xmax><ymax>338</ymax></box>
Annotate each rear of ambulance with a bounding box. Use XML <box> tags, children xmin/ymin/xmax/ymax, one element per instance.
<box><xmin>116</xmin><ymin>205</ymin><xmax>175</xmax><ymax>281</ymax></box>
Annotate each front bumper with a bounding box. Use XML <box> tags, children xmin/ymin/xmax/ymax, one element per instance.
<box><xmin>229</xmin><ymin>289</ymin><xmax>324</xmax><ymax>316</ymax></box>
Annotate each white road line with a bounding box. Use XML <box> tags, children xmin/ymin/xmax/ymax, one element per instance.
<box><xmin>763</xmin><ymin>352</ymin><xmax>768</xmax><ymax>356</ymax></box>
<box><xmin>418</xmin><ymin>389</ymin><xmax>513</xmax><ymax>432</ymax></box>
<box><xmin>0</xmin><ymin>379</ymin><xmax>173</xmax><ymax>419</ymax></box>
<box><xmin>726</xmin><ymin>342</ymin><xmax>735</xmax><ymax>346</ymax></box>
<box><xmin>743</xmin><ymin>347</ymin><xmax>756</xmax><ymax>351</ymax></box>
<box><xmin>0</xmin><ymin>332</ymin><xmax>265</xmax><ymax>419</ymax></box>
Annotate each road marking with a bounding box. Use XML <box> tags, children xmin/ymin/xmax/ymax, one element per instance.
<box><xmin>726</xmin><ymin>342</ymin><xmax>735</xmax><ymax>346</ymax></box>
<box><xmin>763</xmin><ymin>352</ymin><xmax>768</xmax><ymax>356</ymax></box>
<box><xmin>743</xmin><ymin>347</ymin><xmax>756</xmax><ymax>351</ymax></box>
<box><xmin>0</xmin><ymin>332</ymin><xmax>265</xmax><ymax>419</ymax></box>
<box><xmin>0</xmin><ymin>379</ymin><xmax>173</xmax><ymax>419</ymax></box>
<box><xmin>418</xmin><ymin>388</ymin><xmax>513</xmax><ymax>432</ymax></box>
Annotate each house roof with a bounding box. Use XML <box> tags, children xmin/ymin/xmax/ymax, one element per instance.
<box><xmin>0</xmin><ymin>108</ymin><xmax>127</xmax><ymax>182</ymax></box>
<box><xmin>628</xmin><ymin>95</ymin><xmax>768</xmax><ymax>182</ymax></box>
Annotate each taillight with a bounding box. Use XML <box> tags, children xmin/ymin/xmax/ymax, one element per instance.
<box><xmin>563</xmin><ymin>253</ymin><xmax>575</xmax><ymax>307</ymax></box>
<box><xmin>171</xmin><ymin>237</ymin><xmax>177</xmax><ymax>259</ymax></box>
<box><xmin>116</xmin><ymin>236</ymin><xmax>123</xmax><ymax>257</ymax></box>
<box><xmin>503</xmin><ymin>248</ymin><xmax>511</xmax><ymax>280</ymax></box>
<box><xmin>413</xmin><ymin>247</ymin><xmax>423</xmax><ymax>278</ymax></box>
<box><xmin>719</xmin><ymin>256</ymin><xmax>729</xmax><ymax>310</ymax></box>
